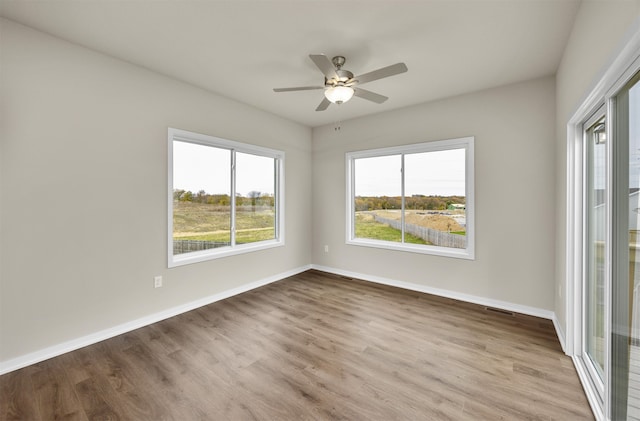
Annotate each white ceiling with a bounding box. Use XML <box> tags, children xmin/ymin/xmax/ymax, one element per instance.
<box><xmin>0</xmin><ymin>0</ymin><xmax>580</xmax><ymax>128</ymax></box>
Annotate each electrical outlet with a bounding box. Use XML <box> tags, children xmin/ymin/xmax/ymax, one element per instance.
<box><xmin>154</xmin><ymin>276</ymin><xmax>163</xmax><ymax>288</ymax></box>
<box><xmin>324</xmin><ymin>245</ymin><xmax>329</xmax><ymax>253</ymax></box>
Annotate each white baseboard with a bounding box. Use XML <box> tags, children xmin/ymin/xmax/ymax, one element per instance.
<box><xmin>311</xmin><ymin>264</ymin><xmax>556</xmax><ymax>321</ymax></box>
<box><xmin>0</xmin><ymin>265</ymin><xmax>311</xmax><ymax>375</ymax></box>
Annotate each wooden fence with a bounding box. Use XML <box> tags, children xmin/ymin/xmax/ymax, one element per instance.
<box><xmin>372</xmin><ymin>214</ymin><xmax>466</xmax><ymax>249</ymax></box>
<box><xmin>173</xmin><ymin>240</ymin><xmax>229</xmax><ymax>254</ymax></box>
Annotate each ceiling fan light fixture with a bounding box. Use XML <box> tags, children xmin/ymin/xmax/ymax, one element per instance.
<box><xmin>324</xmin><ymin>85</ymin><xmax>354</xmax><ymax>104</ymax></box>
<box><xmin>273</xmin><ymin>54</ymin><xmax>408</xmax><ymax>111</ymax></box>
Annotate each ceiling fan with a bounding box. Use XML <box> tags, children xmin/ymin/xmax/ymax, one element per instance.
<box><xmin>273</xmin><ymin>54</ymin><xmax>408</xmax><ymax>111</ymax></box>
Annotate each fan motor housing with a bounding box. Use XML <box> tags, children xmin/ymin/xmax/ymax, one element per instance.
<box><xmin>326</xmin><ymin>69</ymin><xmax>354</xmax><ymax>87</ymax></box>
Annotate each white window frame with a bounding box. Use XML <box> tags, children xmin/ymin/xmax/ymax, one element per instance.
<box><xmin>168</xmin><ymin>128</ymin><xmax>285</xmax><ymax>268</ymax></box>
<box><xmin>345</xmin><ymin>136</ymin><xmax>475</xmax><ymax>260</ymax></box>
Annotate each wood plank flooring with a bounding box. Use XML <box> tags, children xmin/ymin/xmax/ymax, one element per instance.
<box><xmin>0</xmin><ymin>270</ymin><xmax>593</xmax><ymax>420</ymax></box>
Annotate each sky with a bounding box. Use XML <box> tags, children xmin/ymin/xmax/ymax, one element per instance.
<box><xmin>354</xmin><ymin>148</ymin><xmax>466</xmax><ymax>197</ymax></box>
<box><xmin>173</xmin><ymin>141</ymin><xmax>275</xmax><ymax>197</ymax></box>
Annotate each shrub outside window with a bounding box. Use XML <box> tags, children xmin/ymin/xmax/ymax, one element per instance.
<box><xmin>346</xmin><ymin>137</ymin><xmax>474</xmax><ymax>260</ymax></box>
<box><xmin>168</xmin><ymin>128</ymin><xmax>284</xmax><ymax>267</ymax></box>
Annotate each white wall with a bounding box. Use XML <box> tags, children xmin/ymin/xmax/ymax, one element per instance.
<box><xmin>0</xmin><ymin>19</ymin><xmax>312</xmax><ymax>363</ymax></box>
<box><xmin>312</xmin><ymin>76</ymin><xmax>556</xmax><ymax>311</ymax></box>
<box><xmin>554</xmin><ymin>1</ymin><xmax>640</xmax><ymax>339</ymax></box>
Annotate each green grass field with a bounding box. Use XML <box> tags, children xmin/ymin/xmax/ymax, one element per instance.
<box><xmin>355</xmin><ymin>214</ymin><xmax>427</xmax><ymax>244</ymax></box>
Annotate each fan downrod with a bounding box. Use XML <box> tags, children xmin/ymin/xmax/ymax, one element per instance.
<box><xmin>332</xmin><ymin>56</ymin><xmax>346</xmax><ymax>70</ymax></box>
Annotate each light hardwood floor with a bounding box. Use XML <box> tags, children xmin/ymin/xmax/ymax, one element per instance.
<box><xmin>1</xmin><ymin>270</ymin><xmax>593</xmax><ymax>420</ymax></box>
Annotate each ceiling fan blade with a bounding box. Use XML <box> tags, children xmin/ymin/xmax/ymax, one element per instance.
<box><xmin>273</xmin><ymin>86</ymin><xmax>324</xmax><ymax>92</ymax></box>
<box><xmin>354</xmin><ymin>63</ymin><xmax>408</xmax><ymax>85</ymax></box>
<box><xmin>316</xmin><ymin>97</ymin><xmax>331</xmax><ymax>111</ymax></box>
<box><xmin>309</xmin><ymin>54</ymin><xmax>338</xmax><ymax>80</ymax></box>
<box><xmin>354</xmin><ymin>88</ymin><xmax>388</xmax><ymax>104</ymax></box>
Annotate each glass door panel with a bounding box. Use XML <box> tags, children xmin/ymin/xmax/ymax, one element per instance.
<box><xmin>612</xmin><ymin>71</ymin><xmax>640</xmax><ymax>421</ymax></box>
<box><xmin>585</xmin><ymin>114</ymin><xmax>607</xmax><ymax>384</ymax></box>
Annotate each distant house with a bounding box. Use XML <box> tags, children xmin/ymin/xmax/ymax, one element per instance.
<box><xmin>448</xmin><ymin>203</ymin><xmax>466</xmax><ymax>211</ymax></box>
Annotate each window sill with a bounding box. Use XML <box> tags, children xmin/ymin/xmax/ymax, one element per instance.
<box><xmin>169</xmin><ymin>239</ymin><xmax>284</xmax><ymax>268</ymax></box>
<box><xmin>346</xmin><ymin>238</ymin><xmax>475</xmax><ymax>260</ymax></box>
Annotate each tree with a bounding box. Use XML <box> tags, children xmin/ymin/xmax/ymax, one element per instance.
<box><xmin>247</xmin><ymin>191</ymin><xmax>261</xmax><ymax>210</ymax></box>
<box><xmin>179</xmin><ymin>190</ymin><xmax>193</xmax><ymax>202</ymax></box>
<box><xmin>196</xmin><ymin>190</ymin><xmax>207</xmax><ymax>203</ymax></box>
<box><xmin>173</xmin><ymin>189</ymin><xmax>185</xmax><ymax>201</ymax></box>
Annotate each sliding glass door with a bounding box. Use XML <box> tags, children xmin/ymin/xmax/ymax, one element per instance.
<box><xmin>576</xmin><ymin>69</ymin><xmax>640</xmax><ymax>420</ymax></box>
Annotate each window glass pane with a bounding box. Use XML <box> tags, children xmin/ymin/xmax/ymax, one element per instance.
<box><xmin>404</xmin><ymin>149</ymin><xmax>466</xmax><ymax>249</ymax></box>
<box><xmin>172</xmin><ymin>141</ymin><xmax>231</xmax><ymax>255</ymax></box>
<box><xmin>584</xmin><ymin>116</ymin><xmax>606</xmax><ymax>380</ymax></box>
<box><xmin>354</xmin><ymin>155</ymin><xmax>402</xmax><ymax>243</ymax></box>
<box><xmin>235</xmin><ymin>152</ymin><xmax>276</xmax><ymax>244</ymax></box>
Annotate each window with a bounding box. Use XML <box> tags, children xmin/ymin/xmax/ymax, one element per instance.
<box><xmin>346</xmin><ymin>137</ymin><xmax>474</xmax><ymax>259</ymax></box>
<box><xmin>168</xmin><ymin>128</ymin><xmax>284</xmax><ymax>267</ymax></box>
